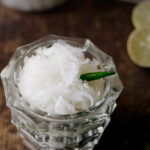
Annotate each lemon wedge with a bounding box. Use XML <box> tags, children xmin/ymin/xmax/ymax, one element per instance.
<box><xmin>132</xmin><ymin>1</ymin><xmax>150</xmax><ymax>29</ymax></box>
<box><xmin>127</xmin><ymin>26</ymin><xmax>150</xmax><ymax>67</ymax></box>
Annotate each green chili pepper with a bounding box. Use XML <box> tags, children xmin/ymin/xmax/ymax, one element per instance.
<box><xmin>80</xmin><ymin>71</ymin><xmax>115</xmax><ymax>81</ymax></box>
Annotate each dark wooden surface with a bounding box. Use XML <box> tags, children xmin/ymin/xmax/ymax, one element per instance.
<box><xmin>0</xmin><ymin>0</ymin><xmax>150</xmax><ymax>150</ymax></box>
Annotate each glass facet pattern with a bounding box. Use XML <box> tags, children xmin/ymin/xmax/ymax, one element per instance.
<box><xmin>1</xmin><ymin>35</ymin><xmax>123</xmax><ymax>150</ymax></box>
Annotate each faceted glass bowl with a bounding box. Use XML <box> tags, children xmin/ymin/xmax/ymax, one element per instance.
<box><xmin>1</xmin><ymin>35</ymin><xmax>123</xmax><ymax>150</ymax></box>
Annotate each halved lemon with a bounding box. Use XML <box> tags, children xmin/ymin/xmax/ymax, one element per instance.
<box><xmin>132</xmin><ymin>1</ymin><xmax>150</xmax><ymax>29</ymax></box>
<box><xmin>127</xmin><ymin>26</ymin><xmax>150</xmax><ymax>67</ymax></box>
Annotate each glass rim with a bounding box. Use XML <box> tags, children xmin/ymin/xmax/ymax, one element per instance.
<box><xmin>10</xmin><ymin>36</ymin><xmax>113</xmax><ymax>120</ymax></box>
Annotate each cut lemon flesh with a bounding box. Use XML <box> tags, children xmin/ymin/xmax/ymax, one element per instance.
<box><xmin>132</xmin><ymin>1</ymin><xmax>150</xmax><ymax>29</ymax></box>
<box><xmin>127</xmin><ymin>26</ymin><xmax>150</xmax><ymax>67</ymax></box>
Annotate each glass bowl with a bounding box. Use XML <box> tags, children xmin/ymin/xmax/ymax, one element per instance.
<box><xmin>1</xmin><ymin>35</ymin><xmax>123</xmax><ymax>150</ymax></box>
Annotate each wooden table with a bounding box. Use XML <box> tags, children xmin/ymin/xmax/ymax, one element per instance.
<box><xmin>0</xmin><ymin>0</ymin><xmax>150</xmax><ymax>150</ymax></box>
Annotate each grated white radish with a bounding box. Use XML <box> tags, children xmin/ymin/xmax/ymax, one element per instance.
<box><xmin>18</xmin><ymin>41</ymin><xmax>105</xmax><ymax>114</ymax></box>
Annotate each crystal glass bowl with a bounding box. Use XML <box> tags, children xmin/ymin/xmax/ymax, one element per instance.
<box><xmin>0</xmin><ymin>0</ymin><xmax>67</xmax><ymax>12</ymax></box>
<box><xmin>1</xmin><ymin>35</ymin><xmax>123</xmax><ymax>150</ymax></box>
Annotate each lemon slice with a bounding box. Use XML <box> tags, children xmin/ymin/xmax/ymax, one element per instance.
<box><xmin>127</xmin><ymin>26</ymin><xmax>150</xmax><ymax>67</ymax></box>
<box><xmin>132</xmin><ymin>1</ymin><xmax>150</xmax><ymax>29</ymax></box>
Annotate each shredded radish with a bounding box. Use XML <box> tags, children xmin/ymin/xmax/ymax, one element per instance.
<box><xmin>18</xmin><ymin>41</ymin><xmax>104</xmax><ymax>114</ymax></box>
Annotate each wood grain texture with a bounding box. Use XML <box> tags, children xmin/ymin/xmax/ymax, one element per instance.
<box><xmin>0</xmin><ymin>0</ymin><xmax>150</xmax><ymax>150</ymax></box>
